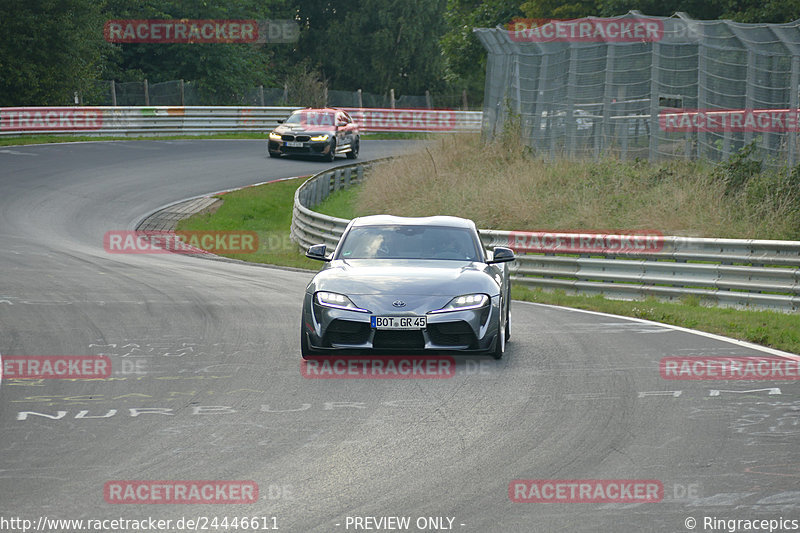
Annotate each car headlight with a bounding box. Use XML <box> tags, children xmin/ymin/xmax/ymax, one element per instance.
<box><xmin>310</xmin><ymin>134</ymin><xmax>329</xmax><ymax>141</ymax></box>
<box><xmin>315</xmin><ymin>291</ymin><xmax>369</xmax><ymax>313</ymax></box>
<box><xmin>429</xmin><ymin>293</ymin><xmax>490</xmax><ymax>314</ymax></box>
<box><xmin>269</xmin><ymin>132</ymin><xmax>281</xmax><ymax>140</ymax></box>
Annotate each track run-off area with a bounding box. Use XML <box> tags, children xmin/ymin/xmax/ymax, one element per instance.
<box><xmin>0</xmin><ymin>139</ymin><xmax>798</xmax><ymax>532</ymax></box>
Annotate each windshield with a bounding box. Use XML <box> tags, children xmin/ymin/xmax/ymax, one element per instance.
<box><xmin>284</xmin><ymin>111</ymin><xmax>336</xmax><ymax>127</ymax></box>
<box><xmin>337</xmin><ymin>225</ymin><xmax>481</xmax><ymax>261</ymax></box>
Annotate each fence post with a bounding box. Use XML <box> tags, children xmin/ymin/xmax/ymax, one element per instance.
<box><xmin>566</xmin><ymin>46</ymin><xmax>578</xmax><ymax>158</ymax></box>
<box><xmin>744</xmin><ymin>49</ymin><xmax>756</xmax><ymax>147</ymax></box>
<box><xmin>180</xmin><ymin>79</ymin><xmax>185</xmax><ymax>106</ymax></box>
<box><xmin>602</xmin><ymin>44</ymin><xmax>616</xmax><ymax>157</ymax></box>
<box><xmin>259</xmin><ymin>84</ymin><xmax>264</xmax><ymax>107</ymax></box>
<box><xmin>357</xmin><ymin>89</ymin><xmax>363</xmax><ymax>108</ymax></box>
<box><xmin>111</xmin><ymin>80</ymin><xmax>117</xmax><ymax>107</ymax></box>
<box><xmin>790</xmin><ymin>57</ymin><xmax>799</xmax><ymax>167</ymax></box>
<box><xmin>648</xmin><ymin>43</ymin><xmax>660</xmax><ymax>162</ymax></box>
<box><xmin>144</xmin><ymin>79</ymin><xmax>150</xmax><ymax>106</ymax></box>
<box><xmin>425</xmin><ymin>90</ymin><xmax>432</xmax><ymax>109</ymax></box>
<box><xmin>390</xmin><ymin>89</ymin><xmax>395</xmax><ymax>109</ymax></box>
<box><xmin>696</xmin><ymin>40</ymin><xmax>707</xmax><ymax>160</ymax></box>
<box><xmin>283</xmin><ymin>83</ymin><xmax>288</xmax><ymax>104</ymax></box>
<box><xmin>462</xmin><ymin>89</ymin><xmax>468</xmax><ymax>110</ymax></box>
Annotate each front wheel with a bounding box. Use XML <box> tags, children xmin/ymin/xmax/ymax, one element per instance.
<box><xmin>505</xmin><ymin>299</ymin><xmax>511</xmax><ymax>341</ymax></box>
<box><xmin>491</xmin><ymin>312</ymin><xmax>506</xmax><ymax>360</ymax></box>
<box><xmin>325</xmin><ymin>140</ymin><xmax>336</xmax><ymax>162</ymax></box>
<box><xmin>346</xmin><ymin>138</ymin><xmax>359</xmax><ymax>159</ymax></box>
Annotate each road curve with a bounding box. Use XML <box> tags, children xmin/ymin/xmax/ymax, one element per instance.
<box><xmin>0</xmin><ymin>139</ymin><xmax>798</xmax><ymax>532</ymax></box>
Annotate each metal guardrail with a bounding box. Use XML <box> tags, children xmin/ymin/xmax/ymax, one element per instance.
<box><xmin>291</xmin><ymin>161</ymin><xmax>800</xmax><ymax>312</ymax></box>
<box><xmin>0</xmin><ymin>106</ymin><xmax>482</xmax><ymax>136</ymax></box>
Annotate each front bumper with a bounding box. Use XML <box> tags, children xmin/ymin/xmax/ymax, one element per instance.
<box><xmin>301</xmin><ymin>292</ymin><xmax>502</xmax><ymax>353</ymax></box>
<box><xmin>268</xmin><ymin>139</ymin><xmax>332</xmax><ymax>156</ymax></box>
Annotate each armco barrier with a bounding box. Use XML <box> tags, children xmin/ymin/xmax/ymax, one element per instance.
<box><xmin>0</xmin><ymin>106</ymin><xmax>481</xmax><ymax>136</ymax></box>
<box><xmin>291</xmin><ymin>161</ymin><xmax>800</xmax><ymax>312</ymax></box>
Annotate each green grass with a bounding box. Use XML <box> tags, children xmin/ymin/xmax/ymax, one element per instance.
<box><xmin>175</xmin><ymin>177</ymin><xmax>322</xmax><ymax>270</ymax></box>
<box><xmin>177</xmin><ymin>171</ymin><xmax>800</xmax><ymax>355</ymax></box>
<box><xmin>313</xmin><ymin>187</ymin><xmax>361</xmax><ymax>220</ymax></box>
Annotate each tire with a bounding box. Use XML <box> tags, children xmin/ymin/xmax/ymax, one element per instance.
<box><xmin>491</xmin><ymin>310</ymin><xmax>506</xmax><ymax>360</ymax></box>
<box><xmin>325</xmin><ymin>139</ymin><xmax>336</xmax><ymax>162</ymax></box>
<box><xmin>346</xmin><ymin>138</ymin><xmax>359</xmax><ymax>159</ymax></box>
<box><xmin>504</xmin><ymin>299</ymin><xmax>511</xmax><ymax>341</ymax></box>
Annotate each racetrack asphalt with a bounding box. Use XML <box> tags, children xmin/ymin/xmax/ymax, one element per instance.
<box><xmin>0</xmin><ymin>139</ymin><xmax>798</xmax><ymax>532</ymax></box>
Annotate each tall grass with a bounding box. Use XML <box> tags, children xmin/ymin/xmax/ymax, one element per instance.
<box><xmin>355</xmin><ymin>134</ymin><xmax>800</xmax><ymax>239</ymax></box>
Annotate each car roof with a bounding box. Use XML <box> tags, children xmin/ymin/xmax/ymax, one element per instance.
<box><xmin>292</xmin><ymin>107</ymin><xmax>344</xmax><ymax>114</ymax></box>
<box><xmin>349</xmin><ymin>215</ymin><xmax>476</xmax><ymax>230</ymax></box>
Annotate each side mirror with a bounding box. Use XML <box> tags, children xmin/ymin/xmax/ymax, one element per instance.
<box><xmin>337</xmin><ymin>121</ymin><xmax>347</xmax><ymax>127</ymax></box>
<box><xmin>487</xmin><ymin>246</ymin><xmax>515</xmax><ymax>264</ymax></box>
<box><xmin>277</xmin><ymin>119</ymin><xmax>284</xmax><ymax>124</ymax></box>
<box><xmin>306</xmin><ymin>244</ymin><xmax>330</xmax><ymax>261</ymax></box>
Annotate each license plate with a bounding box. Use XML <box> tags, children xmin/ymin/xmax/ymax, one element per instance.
<box><xmin>286</xmin><ymin>141</ymin><xmax>303</xmax><ymax>147</ymax></box>
<box><xmin>371</xmin><ymin>316</ymin><xmax>426</xmax><ymax>330</ymax></box>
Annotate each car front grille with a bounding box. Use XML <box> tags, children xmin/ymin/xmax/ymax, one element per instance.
<box><xmin>295</xmin><ymin>135</ymin><xmax>311</xmax><ymax>142</ymax></box>
<box><xmin>372</xmin><ymin>330</ymin><xmax>425</xmax><ymax>350</ymax></box>
<box><xmin>281</xmin><ymin>134</ymin><xmax>294</xmax><ymax>141</ymax></box>
<box><xmin>325</xmin><ymin>319</ymin><xmax>370</xmax><ymax>345</ymax></box>
<box><xmin>427</xmin><ymin>321</ymin><xmax>476</xmax><ymax>347</ymax></box>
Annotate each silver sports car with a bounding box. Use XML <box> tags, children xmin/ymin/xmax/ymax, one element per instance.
<box><xmin>300</xmin><ymin>215</ymin><xmax>515</xmax><ymax>359</ymax></box>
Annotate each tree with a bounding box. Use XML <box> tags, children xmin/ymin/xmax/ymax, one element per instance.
<box><xmin>102</xmin><ymin>0</ymin><xmax>293</xmax><ymax>104</ymax></box>
<box><xmin>294</xmin><ymin>0</ymin><xmax>447</xmax><ymax>97</ymax></box>
<box><xmin>440</xmin><ymin>0</ymin><xmax>524</xmax><ymax>103</ymax></box>
<box><xmin>0</xmin><ymin>0</ymin><xmax>111</xmax><ymax>105</ymax></box>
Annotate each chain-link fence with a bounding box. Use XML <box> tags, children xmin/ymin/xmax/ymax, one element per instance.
<box><xmin>81</xmin><ymin>80</ymin><xmax>478</xmax><ymax>110</ymax></box>
<box><xmin>476</xmin><ymin>12</ymin><xmax>800</xmax><ymax>167</ymax></box>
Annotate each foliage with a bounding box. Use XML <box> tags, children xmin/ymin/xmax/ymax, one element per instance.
<box><xmin>4</xmin><ymin>1</ymin><xmax>800</xmax><ymax>106</ymax></box>
<box><xmin>0</xmin><ymin>0</ymin><xmax>112</xmax><ymax>105</ymax></box>
<box><xmin>295</xmin><ymin>0</ymin><xmax>447</xmax><ymax>96</ymax></box>
<box><xmin>440</xmin><ymin>0</ymin><xmax>524</xmax><ymax>102</ymax></box>
<box><xmin>711</xmin><ymin>141</ymin><xmax>762</xmax><ymax>194</ymax></box>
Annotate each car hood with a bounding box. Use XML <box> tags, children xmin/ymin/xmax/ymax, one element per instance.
<box><xmin>273</xmin><ymin>124</ymin><xmax>335</xmax><ymax>135</ymax></box>
<box><xmin>309</xmin><ymin>259</ymin><xmax>501</xmax><ymax>297</ymax></box>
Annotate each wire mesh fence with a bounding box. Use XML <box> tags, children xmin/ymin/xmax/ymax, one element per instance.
<box><xmin>475</xmin><ymin>12</ymin><xmax>800</xmax><ymax>167</ymax></box>
<box><xmin>80</xmin><ymin>80</ymin><xmax>478</xmax><ymax>110</ymax></box>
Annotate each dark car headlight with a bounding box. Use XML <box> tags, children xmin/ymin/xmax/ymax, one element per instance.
<box><xmin>429</xmin><ymin>293</ymin><xmax>490</xmax><ymax>314</ymax></box>
<box><xmin>315</xmin><ymin>291</ymin><xmax>370</xmax><ymax>313</ymax></box>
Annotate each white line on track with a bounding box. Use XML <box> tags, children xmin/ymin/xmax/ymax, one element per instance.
<box><xmin>516</xmin><ymin>300</ymin><xmax>800</xmax><ymax>361</ymax></box>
